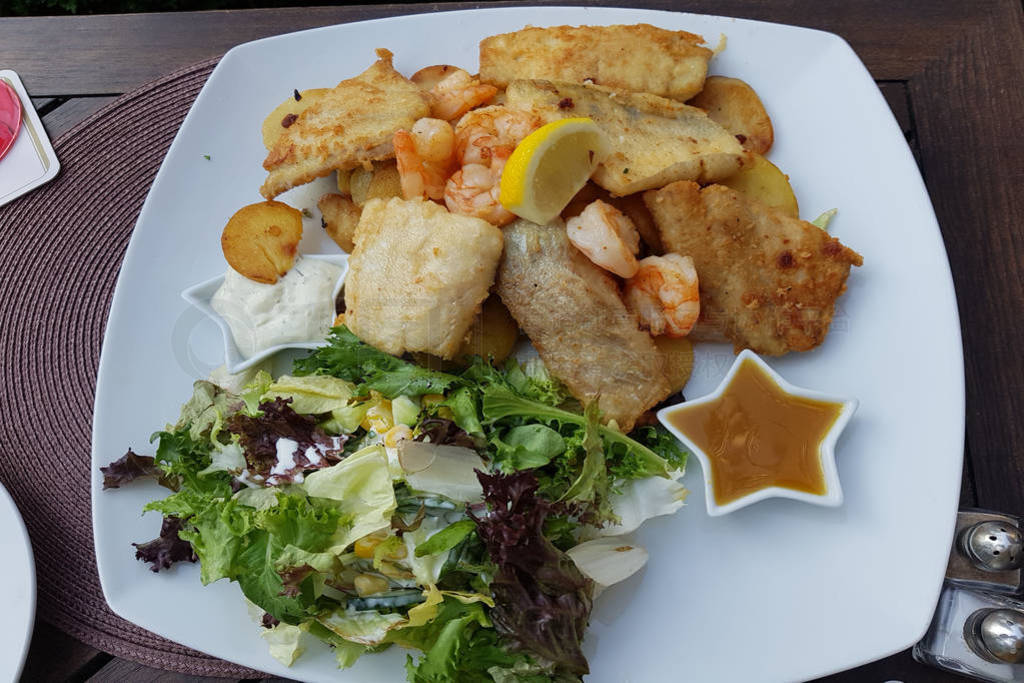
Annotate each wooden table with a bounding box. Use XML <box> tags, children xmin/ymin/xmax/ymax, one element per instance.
<box><xmin>3</xmin><ymin>1</ymin><xmax>1021</xmax><ymax>680</ymax></box>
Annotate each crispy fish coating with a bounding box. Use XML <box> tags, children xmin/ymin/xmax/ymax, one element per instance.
<box><xmin>506</xmin><ymin>80</ymin><xmax>746</xmax><ymax>196</ymax></box>
<box><xmin>345</xmin><ymin>197</ymin><xmax>504</xmax><ymax>359</ymax></box>
<box><xmin>260</xmin><ymin>49</ymin><xmax>430</xmax><ymax>199</ymax></box>
<box><xmin>480</xmin><ymin>24</ymin><xmax>712</xmax><ymax>101</ymax></box>
<box><xmin>644</xmin><ymin>181</ymin><xmax>863</xmax><ymax>355</ymax></box>
<box><xmin>497</xmin><ymin>219</ymin><xmax>671</xmax><ymax>431</ymax></box>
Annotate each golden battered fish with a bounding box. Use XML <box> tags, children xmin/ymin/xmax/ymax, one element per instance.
<box><xmin>506</xmin><ymin>80</ymin><xmax>746</xmax><ymax>195</ymax></box>
<box><xmin>260</xmin><ymin>49</ymin><xmax>430</xmax><ymax>199</ymax></box>
<box><xmin>496</xmin><ymin>219</ymin><xmax>671</xmax><ymax>431</ymax></box>
<box><xmin>480</xmin><ymin>24</ymin><xmax>712</xmax><ymax>101</ymax></box>
<box><xmin>345</xmin><ymin>197</ymin><xmax>504</xmax><ymax>359</ymax></box>
<box><xmin>644</xmin><ymin>181</ymin><xmax>863</xmax><ymax>355</ymax></box>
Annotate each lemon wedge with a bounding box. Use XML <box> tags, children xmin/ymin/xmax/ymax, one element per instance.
<box><xmin>499</xmin><ymin>118</ymin><xmax>610</xmax><ymax>225</ymax></box>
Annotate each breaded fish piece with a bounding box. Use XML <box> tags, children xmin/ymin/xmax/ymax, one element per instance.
<box><xmin>644</xmin><ymin>181</ymin><xmax>863</xmax><ymax>355</ymax></box>
<box><xmin>480</xmin><ymin>24</ymin><xmax>712</xmax><ymax>101</ymax></box>
<box><xmin>497</xmin><ymin>219</ymin><xmax>670</xmax><ymax>431</ymax></box>
<box><xmin>506</xmin><ymin>80</ymin><xmax>746</xmax><ymax>195</ymax></box>
<box><xmin>345</xmin><ymin>197</ymin><xmax>504</xmax><ymax>359</ymax></box>
<box><xmin>260</xmin><ymin>49</ymin><xmax>430</xmax><ymax>199</ymax></box>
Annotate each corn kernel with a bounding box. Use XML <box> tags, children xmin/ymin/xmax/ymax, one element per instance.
<box><xmin>362</xmin><ymin>400</ymin><xmax>394</xmax><ymax>433</ymax></box>
<box><xmin>386</xmin><ymin>543</ymin><xmax>408</xmax><ymax>560</ymax></box>
<box><xmin>353</xmin><ymin>530</ymin><xmax>387</xmax><ymax>558</ymax></box>
<box><xmin>354</xmin><ymin>573</ymin><xmax>389</xmax><ymax>597</ymax></box>
<box><xmin>383</xmin><ymin>424</ymin><xmax>413</xmax><ymax>448</ymax></box>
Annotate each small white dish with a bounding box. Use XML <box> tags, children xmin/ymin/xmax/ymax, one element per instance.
<box><xmin>181</xmin><ymin>253</ymin><xmax>348</xmax><ymax>373</ymax></box>
<box><xmin>658</xmin><ymin>349</ymin><xmax>858</xmax><ymax>516</ymax></box>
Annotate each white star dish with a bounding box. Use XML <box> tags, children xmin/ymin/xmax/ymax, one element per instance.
<box><xmin>657</xmin><ymin>349</ymin><xmax>858</xmax><ymax>517</ymax></box>
<box><xmin>181</xmin><ymin>253</ymin><xmax>348</xmax><ymax>374</ymax></box>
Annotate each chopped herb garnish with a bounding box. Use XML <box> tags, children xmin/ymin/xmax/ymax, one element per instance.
<box><xmin>202</xmin><ymin>154</ymin><xmax>211</xmax><ymax>161</ymax></box>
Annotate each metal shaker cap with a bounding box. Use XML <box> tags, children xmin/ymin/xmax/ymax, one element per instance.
<box><xmin>964</xmin><ymin>608</ymin><xmax>1024</xmax><ymax>664</ymax></box>
<box><xmin>961</xmin><ymin>521</ymin><xmax>1023</xmax><ymax>572</ymax></box>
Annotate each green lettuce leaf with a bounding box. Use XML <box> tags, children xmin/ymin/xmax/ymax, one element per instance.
<box><xmin>415</xmin><ymin>520</ymin><xmax>476</xmax><ymax>558</ymax></box>
<box><xmin>481</xmin><ymin>386</ymin><xmax>671</xmax><ymax>480</ymax></box>
<box><xmin>301</xmin><ymin>445</ymin><xmax>395</xmax><ymax>551</ymax></box>
<box><xmin>263</xmin><ymin>374</ymin><xmax>358</xmax><ymax>415</ymax></box>
<box><xmin>495</xmin><ymin>424</ymin><xmax>566</xmax><ymax>470</ymax></box>
<box><xmin>294</xmin><ymin>326</ymin><xmax>460</xmax><ymax>398</ymax></box>
<box><xmin>261</xmin><ymin>622</ymin><xmax>305</xmax><ymax>666</ymax></box>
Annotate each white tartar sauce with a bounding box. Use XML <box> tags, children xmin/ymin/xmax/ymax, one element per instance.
<box><xmin>211</xmin><ymin>257</ymin><xmax>341</xmax><ymax>358</ymax></box>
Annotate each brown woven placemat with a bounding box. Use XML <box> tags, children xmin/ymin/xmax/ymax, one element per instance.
<box><xmin>0</xmin><ymin>57</ymin><xmax>266</xmax><ymax>679</ymax></box>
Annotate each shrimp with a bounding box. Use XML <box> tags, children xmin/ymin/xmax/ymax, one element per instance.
<box><xmin>565</xmin><ymin>199</ymin><xmax>641</xmax><ymax>278</ymax></box>
<box><xmin>393</xmin><ymin>118</ymin><xmax>457</xmax><ymax>201</ymax></box>
<box><xmin>444</xmin><ymin>106</ymin><xmax>542</xmax><ymax>225</ymax></box>
<box><xmin>429</xmin><ymin>68</ymin><xmax>498</xmax><ymax>121</ymax></box>
<box><xmin>624</xmin><ymin>253</ymin><xmax>701</xmax><ymax>337</ymax></box>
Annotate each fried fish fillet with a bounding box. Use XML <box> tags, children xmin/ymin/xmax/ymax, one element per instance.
<box><xmin>644</xmin><ymin>181</ymin><xmax>863</xmax><ymax>355</ymax></box>
<box><xmin>260</xmin><ymin>49</ymin><xmax>430</xmax><ymax>199</ymax></box>
<box><xmin>497</xmin><ymin>219</ymin><xmax>671</xmax><ymax>431</ymax></box>
<box><xmin>345</xmin><ymin>197</ymin><xmax>504</xmax><ymax>359</ymax></box>
<box><xmin>506</xmin><ymin>80</ymin><xmax>746</xmax><ymax>196</ymax></box>
<box><xmin>480</xmin><ymin>24</ymin><xmax>712</xmax><ymax>101</ymax></box>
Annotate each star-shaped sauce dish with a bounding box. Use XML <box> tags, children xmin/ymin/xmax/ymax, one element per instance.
<box><xmin>657</xmin><ymin>349</ymin><xmax>857</xmax><ymax>516</ymax></box>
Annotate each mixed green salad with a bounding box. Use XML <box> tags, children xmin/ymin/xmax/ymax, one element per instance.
<box><xmin>102</xmin><ymin>327</ymin><xmax>688</xmax><ymax>681</ymax></box>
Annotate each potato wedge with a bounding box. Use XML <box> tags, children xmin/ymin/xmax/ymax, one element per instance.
<box><xmin>221</xmin><ymin>201</ymin><xmax>303</xmax><ymax>284</ymax></box>
<box><xmin>456</xmin><ymin>295</ymin><xmax>520</xmax><ymax>362</ymax></box>
<box><xmin>717</xmin><ymin>153</ymin><xmax>799</xmax><ymax>218</ymax></box>
<box><xmin>260</xmin><ymin>88</ymin><xmax>329</xmax><ymax>151</ymax></box>
<box><xmin>350</xmin><ymin>161</ymin><xmax>403</xmax><ymax>207</ymax></box>
<box><xmin>689</xmin><ymin>76</ymin><xmax>773</xmax><ymax>155</ymax></box>
<box><xmin>653</xmin><ymin>335</ymin><xmax>694</xmax><ymax>395</ymax></box>
<box><xmin>410</xmin><ymin>64</ymin><xmax>460</xmax><ymax>91</ymax></box>
<box><xmin>318</xmin><ymin>193</ymin><xmax>361</xmax><ymax>253</ymax></box>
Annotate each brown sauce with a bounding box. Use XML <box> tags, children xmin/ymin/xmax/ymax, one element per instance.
<box><xmin>665</xmin><ymin>357</ymin><xmax>843</xmax><ymax>505</ymax></box>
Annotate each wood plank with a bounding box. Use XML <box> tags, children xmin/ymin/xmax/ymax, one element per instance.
<box><xmin>40</xmin><ymin>96</ymin><xmax>118</xmax><ymax>139</ymax></box>
<box><xmin>0</xmin><ymin>0</ymin><xmax>1012</xmax><ymax>97</ymax></box>
<box><xmin>19</xmin><ymin>620</ymin><xmax>110</xmax><ymax>682</ymax></box>
<box><xmin>87</xmin><ymin>658</ymin><xmax>238</xmax><ymax>682</ymax></box>
<box><xmin>908</xmin><ymin>2</ymin><xmax>1024</xmax><ymax>515</ymax></box>
<box><xmin>877</xmin><ymin>81</ymin><xmax>921</xmax><ymax>168</ymax></box>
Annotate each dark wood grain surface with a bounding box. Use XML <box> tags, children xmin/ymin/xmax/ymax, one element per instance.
<box><xmin>3</xmin><ymin>1</ymin><xmax>1021</xmax><ymax>681</ymax></box>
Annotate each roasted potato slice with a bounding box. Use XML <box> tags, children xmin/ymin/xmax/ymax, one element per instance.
<box><xmin>456</xmin><ymin>295</ymin><xmax>520</xmax><ymax>362</ymax></box>
<box><xmin>260</xmin><ymin>88</ymin><xmax>329</xmax><ymax>151</ymax></box>
<box><xmin>717</xmin><ymin>153</ymin><xmax>799</xmax><ymax>218</ymax></box>
<box><xmin>350</xmin><ymin>161</ymin><xmax>403</xmax><ymax>207</ymax></box>
<box><xmin>689</xmin><ymin>76</ymin><xmax>773</xmax><ymax>155</ymax></box>
<box><xmin>410</xmin><ymin>64</ymin><xmax>460</xmax><ymax>91</ymax></box>
<box><xmin>221</xmin><ymin>201</ymin><xmax>303</xmax><ymax>284</ymax></box>
<box><xmin>653</xmin><ymin>335</ymin><xmax>694</xmax><ymax>395</ymax></box>
<box><xmin>318</xmin><ymin>193</ymin><xmax>361</xmax><ymax>253</ymax></box>
<box><xmin>336</xmin><ymin>168</ymin><xmax>352</xmax><ymax>196</ymax></box>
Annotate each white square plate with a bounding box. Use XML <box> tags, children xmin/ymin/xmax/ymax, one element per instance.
<box><xmin>92</xmin><ymin>7</ymin><xmax>964</xmax><ymax>682</ymax></box>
